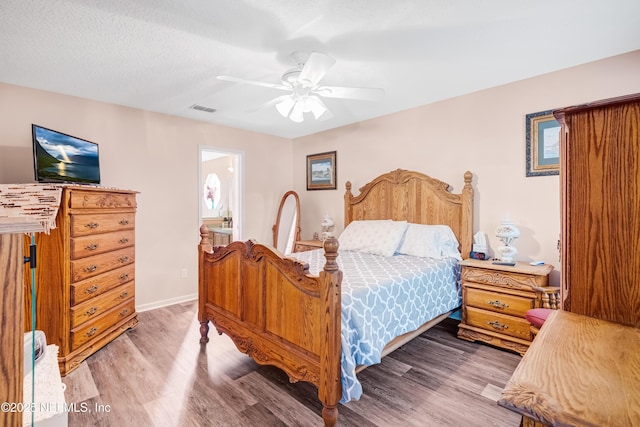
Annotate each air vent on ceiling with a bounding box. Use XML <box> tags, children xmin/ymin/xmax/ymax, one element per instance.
<box><xmin>189</xmin><ymin>104</ymin><xmax>216</xmax><ymax>113</ymax></box>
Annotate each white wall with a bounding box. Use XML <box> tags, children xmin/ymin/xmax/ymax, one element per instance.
<box><xmin>0</xmin><ymin>83</ymin><xmax>293</xmax><ymax>309</ymax></box>
<box><xmin>293</xmin><ymin>50</ymin><xmax>640</xmax><ymax>285</ymax></box>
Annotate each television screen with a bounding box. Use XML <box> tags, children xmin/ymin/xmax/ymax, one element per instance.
<box><xmin>32</xmin><ymin>124</ymin><xmax>100</xmax><ymax>185</ymax></box>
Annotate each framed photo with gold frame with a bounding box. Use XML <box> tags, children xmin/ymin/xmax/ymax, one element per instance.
<box><xmin>306</xmin><ymin>151</ymin><xmax>336</xmax><ymax>190</ymax></box>
<box><xmin>526</xmin><ymin>110</ymin><xmax>561</xmax><ymax>177</ymax></box>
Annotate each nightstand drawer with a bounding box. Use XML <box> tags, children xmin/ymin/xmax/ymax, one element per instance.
<box><xmin>462</xmin><ymin>267</ymin><xmax>544</xmax><ymax>290</ymax></box>
<box><xmin>466</xmin><ymin>306</ymin><xmax>532</xmax><ymax>341</ymax></box>
<box><xmin>465</xmin><ymin>287</ymin><xmax>534</xmax><ymax>317</ymax></box>
<box><xmin>294</xmin><ymin>240</ymin><xmax>323</xmax><ymax>253</ymax></box>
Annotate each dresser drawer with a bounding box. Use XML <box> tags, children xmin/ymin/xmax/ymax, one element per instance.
<box><xmin>71</xmin><ymin>229</ymin><xmax>135</xmax><ymax>259</ymax></box>
<box><xmin>71</xmin><ymin>264</ymin><xmax>135</xmax><ymax>305</ymax></box>
<box><xmin>70</xmin><ymin>282</ymin><xmax>135</xmax><ymax>328</ymax></box>
<box><xmin>70</xmin><ymin>213</ymin><xmax>135</xmax><ymax>237</ymax></box>
<box><xmin>69</xmin><ymin>190</ymin><xmax>136</xmax><ymax>210</ymax></box>
<box><xmin>71</xmin><ymin>247</ymin><xmax>135</xmax><ymax>282</ymax></box>
<box><xmin>70</xmin><ymin>299</ymin><xmax>135</xmax><ymax>350</ymax></box>
<box><xmin>466</xmin><ymin>306</ymin><xmax>532</xmax><ymax>341</ymax></box>
<box><xmin>464</xmin><ymin>286</ymin><xmax>534</xmax><ymax>317</ymax></box>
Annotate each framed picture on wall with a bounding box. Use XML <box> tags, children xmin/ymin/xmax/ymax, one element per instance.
<box><xmin>306</xmin><ymin>151</ymin><xmax>337</xmax><ymax>190</ymax></box>
<box><xmin>526</xmin><ymin>110</ymin><xmax>561</xmax><ymax>177</ymax></box>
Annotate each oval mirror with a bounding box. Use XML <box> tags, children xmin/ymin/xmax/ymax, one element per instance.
<box><xmin>272</xmin><ymin>191</ymin><xmax>300</xmax><ymax>255</ymax></box>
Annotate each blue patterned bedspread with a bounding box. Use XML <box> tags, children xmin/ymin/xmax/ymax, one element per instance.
<box><xmin>291</xmin><ymin>249</ymin><xmax>462</xmax><ymax>403</ymax></box>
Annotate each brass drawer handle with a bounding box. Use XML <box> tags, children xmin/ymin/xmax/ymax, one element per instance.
<box><xmin>85</xmin><ymin>222</ymin><xmax>99</xmax><ymax>229</ymax></box>
<box><xmin>119</xmin><ymin>291</ymin><xmax>129</xmax><ymax>299</ymax></box>
<box><xmin>119</xmin><ymin>309</ymin><xmax>129</xmax><ymax>317</ymax></box>
<box><xmin>84</xmin><ymin>265</ymin><xmax>98</xmax><ymax>273</ymax></box>
<box><xmin>119</xmin><ymin>273</ymin><xmax>129</xmax><ymax>281</ymax></box>
<box><xmin>119</xmin><ymin>219</ymin><xmax>129</xmax><ymax>226</ymax></box>
<box><xmin>85</xmin><ymin>327</ymin><xmax>98</xmax><ymax>337</ymax></box>
<box><xmin>487</xmin><ymin>320</ymin><xmax>509</xmax><ymax>330</ymax></box>
<box><xmin>85</xmin><ymin>285</ymin><xmax>99</xmax><ymax>294</ymax></box>
<box><xmin>119</xmin><ymin>237</ymin><xmax>129</xmax><ymax>244</ymax></box>
<box><xmin>118</xmin><ymin>256</ymin><xmax>130</xmax><ymax>263</ymax></box>
<box><xmin>85</xmin><ymin>243</ymin><xmax>98</xmax><ymax>251</ymax></box>
<box><xmin>487</xmin><ymin>300</ymin><xmax>509</xmax><ymax>309</ymax></box>
<box><xmin>85</xmin><ymin>307</ymin><xmax>98</xmax><ymax>316</ymax></box>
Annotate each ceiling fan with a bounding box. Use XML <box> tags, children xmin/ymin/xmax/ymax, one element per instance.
<box><xmin>217</xmin><ymin>51</ymin><xmax>384</xmax><ymax>123</ymax></box>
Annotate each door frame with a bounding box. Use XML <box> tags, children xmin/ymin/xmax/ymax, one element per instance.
<box><xmin>198</xmin><ymin>145</ymin><xmax>244</xmax><ymax>242</ymax></box>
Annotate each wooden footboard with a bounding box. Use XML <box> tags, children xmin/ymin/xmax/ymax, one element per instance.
<box><xmin>198</xmin><ymin>225</ymin><xmax>343</xmax><ymax>426</ymax></box>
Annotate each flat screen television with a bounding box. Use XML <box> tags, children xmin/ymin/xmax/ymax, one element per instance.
<box><xmin>32</xmin><ymin>124</ymin><xmax>101</xmax><ymax>185</ymax></box>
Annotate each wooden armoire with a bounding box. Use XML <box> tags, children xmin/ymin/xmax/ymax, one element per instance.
<box><xmin>554</xmin><ymin>93</ymin><xmax>640</xmax><ymax>327</ymax></box>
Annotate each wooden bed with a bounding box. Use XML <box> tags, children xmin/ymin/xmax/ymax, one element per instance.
<box><xmin>198</xmin><ymin>169</ymin><xmax>473</xmax><ymax>426</ymax></box>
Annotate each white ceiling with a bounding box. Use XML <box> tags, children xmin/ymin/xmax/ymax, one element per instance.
<box><xmin>2</xmin><ymin>0</ymin><xmax>639</xmax><ymax>139</ymax></box>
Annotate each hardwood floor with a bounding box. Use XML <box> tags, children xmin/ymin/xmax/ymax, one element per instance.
<box><xmin>62</xmin><ymin>301</ymin><xmax>523</xmax><ymax>426</ymax></box>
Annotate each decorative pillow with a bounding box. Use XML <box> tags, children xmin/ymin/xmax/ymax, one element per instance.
<box><xmin>338</xmin><ymin>220</ymin><xmax>408</xmax><ymax>257</ymax></box>
<box><xmin>525</xmin><ymin>308</ymin><xmax>552</xmax><ymax>329</ymax></box>
<box><xmin>396</xmin><ymin>223</ymin><xmax>462</xmax><ymax>260</ymax></box>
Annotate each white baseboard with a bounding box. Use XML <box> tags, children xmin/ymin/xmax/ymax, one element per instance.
<box><xmin>136</xmin><ymin>293</ymin><xmax>197</xmax><ymax>312</ymax></box>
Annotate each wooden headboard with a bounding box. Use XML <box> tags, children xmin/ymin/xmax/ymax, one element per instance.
<box><xmin>344</xmin><ymin>169</ymin><xmax>474</xmax><ymax>259</ymax></box>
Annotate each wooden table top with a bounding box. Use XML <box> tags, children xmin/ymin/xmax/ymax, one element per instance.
<box><xmin>498</xmin><ymin>310</ymin><xmax>640</xmax><ymax>426</ymax></box>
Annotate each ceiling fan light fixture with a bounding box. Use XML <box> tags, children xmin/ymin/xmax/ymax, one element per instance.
<box><xmin>221</xmin><ymin>51</ymin><xmax>383</xmax><ymax>123</ymax></box>
<box><xmin>306</xmin><ymin>96</ymin><xmax>327</xmax><ymax>119</ymax></box>
<box><xmin>275</xmin><ymin>97</ymin><xmax>295</xmax><ymax>118</ymax></box>
<box><xmin>289</xmin><ymin>102</ymin><xmax>305</xmax><ymax>123</ymax></box>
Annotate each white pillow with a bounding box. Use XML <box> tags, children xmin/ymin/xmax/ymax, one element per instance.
<box><xmin>338</xmin><ymin>220</ymin><xmax>408</xmax><ymax>257</ymax></box>
<box><xmin>396</xmin><ymin>223</ymin><xmax>462</xmax><ymax>260</ymax></box>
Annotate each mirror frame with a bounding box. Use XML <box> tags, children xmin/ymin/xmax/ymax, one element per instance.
<box><xmin>272</xmin><ymin>190</ymin><xmax>301</xmax><ymax>254</ymax></box>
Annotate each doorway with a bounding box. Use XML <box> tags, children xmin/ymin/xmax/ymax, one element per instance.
<box><xmin>199</xmin><ymin>146</ymin><xmax>243</xmax><ymax>242</ymax></box>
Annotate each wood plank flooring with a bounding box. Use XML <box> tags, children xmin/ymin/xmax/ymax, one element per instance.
<box><xmin>62</xmin><ymin>301</ymin><xmax>523</xmax><ymax>426</ymax></box>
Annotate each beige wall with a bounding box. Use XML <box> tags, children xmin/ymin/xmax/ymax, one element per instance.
<box><xmin>0</xmin><ymin>83</ymin><xmax>293</xmax><ymax>309</ymax></box>
<box><xmin>2</xmin><ymin>50</ymin><xmax>638</xmax><ymax>307</ymax></box>
<box><xmin>293</xmin><ymin>50</ymin><xmax>640</xmax><ymax>285</ymax></box>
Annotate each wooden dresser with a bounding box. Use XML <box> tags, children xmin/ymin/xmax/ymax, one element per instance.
<box><xmin>554</xmin><ymin>93</ymin><xmax>640</xmax><ymax>327</ymax></box>
<box><xmin>457</xmin><ymin>259</ymin><xmax>557</xmax><ymax>355</ymax></box>
<box><xmin>24</xmin><ymin>186</ymin><xmax>139</xmax><ymax>375</ymax></box>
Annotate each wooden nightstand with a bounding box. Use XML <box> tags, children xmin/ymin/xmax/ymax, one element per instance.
<box><xmin>457</xmin><ymin>259</ymin><xmax>557</xmax><ymax>355</ymax></box>
<box><xmin>293</xmin><ymin>239</ymin><xmax>323</xmax><ymax>253</ymax></box>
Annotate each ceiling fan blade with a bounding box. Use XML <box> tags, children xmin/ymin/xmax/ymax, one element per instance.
<box><xmin>246</xmin><ymin>95</ymin><xmax>292</xmax><ymax>113</ymax></box>
<box><xmin>297</xmin><ymin>52</ymin><xmax>336</xmax><ymax>87</ymax></box>
<box><xmin>316</xmin><ymin>85</ymin><xmax>385</xmax><ymax>101</ymax></box>
<box><xmin>275</xmin><ymin>97</ymin><xmax>295</xmax><ymax>118</ymax></box>
<box><xmin>217</xmin><ymin>75</ymin><xmax>290</xmax><ymax>91</ymax></box>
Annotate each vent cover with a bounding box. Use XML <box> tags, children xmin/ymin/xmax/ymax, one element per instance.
<box><xmin>189</xmin><ymin>104</ymin><xmax>216</xmax><ymax>113</ymax></box>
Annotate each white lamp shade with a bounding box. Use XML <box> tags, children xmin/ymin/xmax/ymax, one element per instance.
<box><xmin>275</xmin><ymin>97</ymin><xmax>295</xmax><ymax>118</ymax></box>
<box><xmin>306</xmin><ymin>95</ymin><xmax>328</xmax><ymax>119</ymax></box>
<box><xmin>289</xmin><ymin>102</ymin><xmax>305</xmax><ymax>122</ymax></box>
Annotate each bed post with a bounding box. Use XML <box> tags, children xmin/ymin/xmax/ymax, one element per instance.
<box><xmin>198</xmin><ymin>224</ymin><xmax>212</xmax><ymax>344</ymax></box>
<box><xmin>460</xmin><ymin>171</ymin><xmax>474</xmax><ymax>259</ymax></box>
<box><xmin>344</xmin><ymin>181</ymin><xmax>353</xmax><ymax>228</ymax></box>
<box><xmin>318</xmin><ymin>236</ymin><xmax>342</xmax><ymax>427</ymax></box>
